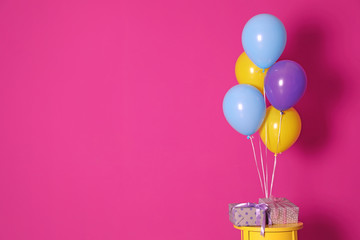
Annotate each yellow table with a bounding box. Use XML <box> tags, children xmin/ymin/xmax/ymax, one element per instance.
<box><xmin>234</xmin><ymin>222</ymin><xmax>303</xmax><ymax>240</ymax></box>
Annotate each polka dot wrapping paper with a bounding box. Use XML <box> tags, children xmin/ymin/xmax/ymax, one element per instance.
<box><xmin>228</xmin><ymin>203</ymin><xmax>268</xmax><ymax>227</ymax></box>
<box><xmin>259</xmin><ymin>197</ymin><xmax>299</xmax><ymax>224</ymax></box>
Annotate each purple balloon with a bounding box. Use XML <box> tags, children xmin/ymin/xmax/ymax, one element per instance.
<box><xmin>264</xmin><ymin>60</ymin><xmax>307</xmax><ymax>111</ymax></box>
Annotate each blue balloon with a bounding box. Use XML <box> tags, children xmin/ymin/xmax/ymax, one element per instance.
<box><xmin>242</xmin><ymin>14</ymin><xmax>287</xmax><ymax>69</ymax></box>
<box><xmin>223</xmin><ymin>84</ymin><xmax>266</xmax><ymax>136</ymax></box>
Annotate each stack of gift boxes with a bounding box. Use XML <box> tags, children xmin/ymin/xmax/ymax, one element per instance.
<box><xmin>229</xmin><ymin>197</ymin><xmax>299</xmax><ymax>236</ymax></box>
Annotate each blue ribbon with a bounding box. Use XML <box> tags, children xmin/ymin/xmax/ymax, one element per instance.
<box><xmin>231</xmin><ymin>202</ymin><xmax>271</xmax><ymax>236</ymax></box>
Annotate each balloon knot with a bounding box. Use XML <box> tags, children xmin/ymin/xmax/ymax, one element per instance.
<box><xmin>247</xmin><ymin>135</ymin><xmax>251</xmax><ymax>140</ymax></box>
<box><xmin>262</xmin><ymin>69</ymin><xmax>265</xmax><ymax>73</ymax></box>
<box><xmin>280</xmin><ymin>111</ymin><xmax>284</xmax><ymax>115</ymax></box>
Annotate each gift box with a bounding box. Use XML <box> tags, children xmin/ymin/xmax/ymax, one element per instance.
<box><xmin>259</xmin><ymin>197</ymin><xmax>299</xmax><ymax>224</ymax></box>
<box><xmin>229</xmin><ymin>202</ymin><xmax>270</xmax><ymax>235</ymax></box>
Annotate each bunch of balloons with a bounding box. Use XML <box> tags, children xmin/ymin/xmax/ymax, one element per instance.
<box><xmin>223</xmin><ymin>14</ymin><xmax>307</xmax><ymax>155</ymax></box>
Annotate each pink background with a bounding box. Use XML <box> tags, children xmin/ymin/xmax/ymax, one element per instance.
<box><xmin>0</xmin><ymin>0</ymin><xmax>360</xmax><ymax>239</ymax></box>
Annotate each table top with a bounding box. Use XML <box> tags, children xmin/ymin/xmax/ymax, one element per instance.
<box><xmin>233</xmin><ymin>222</ymin><xmax>303</xmax><ymax>232</ymax></box>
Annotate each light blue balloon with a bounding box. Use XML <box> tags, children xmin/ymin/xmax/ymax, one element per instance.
<box><xmin>223</xmin><ymin>84</ymin><xmax>266</xmax><ymax>136</ymax></box>
<box><xmin>242</xmin><ymin>14</ymin><xmax>287</xmax><ymax>69</ymax></box>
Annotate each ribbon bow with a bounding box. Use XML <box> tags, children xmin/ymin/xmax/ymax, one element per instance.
<box><xmin>232</xmin><ymin>202</ymin><xmax>270</xmax><ymax>236</ymax></box>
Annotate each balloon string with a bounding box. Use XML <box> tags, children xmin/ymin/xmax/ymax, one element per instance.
<box><xmin>263</xmin><ymin>86</ymin><xmax>268</xmax><ymax>198</ymax></box>
<box><xmin>266</xmin><ymin>154</ymin><xmax>269</xmax><ymax>198</ymax></box>
<box><xmin>249</xmin><ymin>136</ymin><xmax>264</xmax><ymax>195</ymax></box>
<box><xmin>276</xmin><ymin>111</ymin><xmax>283</xmax><ymax>154</ymax></box>
<box><xmin>270</xmin><ymin>111</ymin><xmax>283</xmax><ymax>197</ymax></box>
<box><xmin>270</xmin><ymin>153</ymin><xmax>277</xmax><ymax>197</ymax></box>
<box><xmin>259</xmin><ymin>137</ymin><xmax>268</xmax><ymax>198</ymax></box>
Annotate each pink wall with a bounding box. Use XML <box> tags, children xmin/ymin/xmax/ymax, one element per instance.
<box><xmin>0</xmin><ymin>0</ymin><xmax>359</xmax><ymax>239</ymax></box>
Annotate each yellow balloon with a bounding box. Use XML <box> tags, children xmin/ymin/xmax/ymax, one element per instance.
<box><xmin>235</xmin><ymin>52</ymin><xmax>269</xmax><ymax>93</ymax></box>
<box><xmin>259</xmin><ymin>106</ymin><xmax>302</xmax><ymax>154</ymax></box>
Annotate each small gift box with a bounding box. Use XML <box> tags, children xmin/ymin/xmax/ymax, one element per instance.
<box><xmin>229</xmin><ymin>202</ymin><xmax>270</xmax><ymax>236</ymax></box>
<box><xmin>259</xmin><ymin>197</ymin><xmax>299</xmax><ymax>224</ymax></box>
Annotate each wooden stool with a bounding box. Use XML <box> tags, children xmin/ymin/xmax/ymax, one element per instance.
<box><xmin>234</xmin><ymin>222</ymin><xmax>303</xmax><ymax>240</ymax></box>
